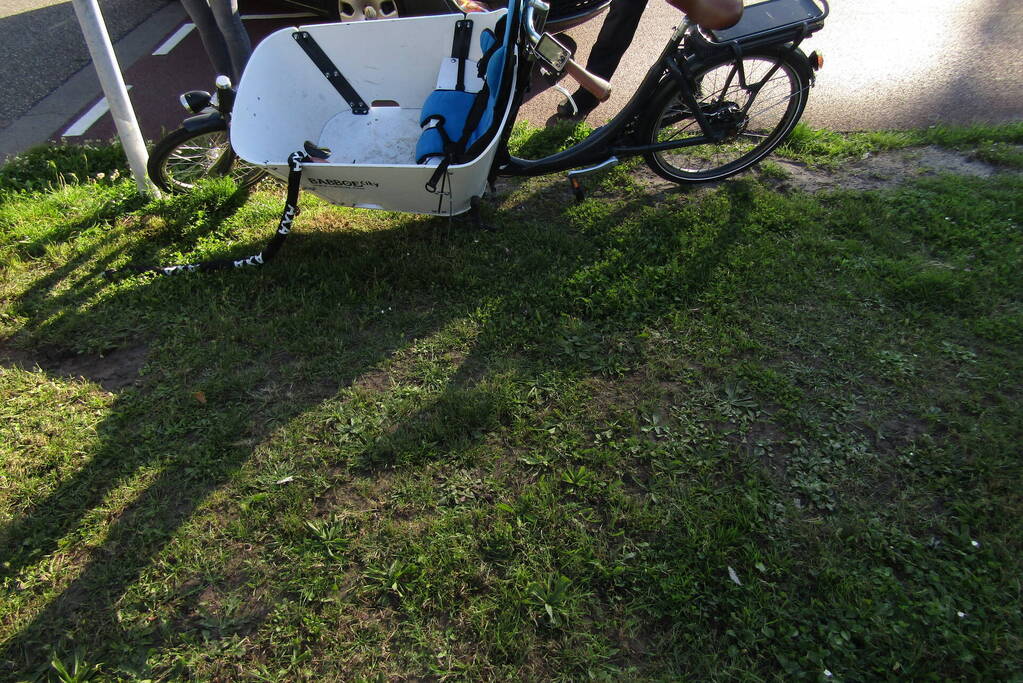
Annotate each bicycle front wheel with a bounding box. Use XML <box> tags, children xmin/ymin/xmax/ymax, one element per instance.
<box><xmin>147</xmin><ymin>126</ymin><xmax>265</xmax><ymax>194</ymax></box>
<box><xmin>640</xmin><ymin>47</ymin><xmax>811</xmax><ymax>183</ymax></box>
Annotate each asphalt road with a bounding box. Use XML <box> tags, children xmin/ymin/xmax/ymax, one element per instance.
<box><xmin>0</xmin><ymin>0</ymin><xmax>1020</xmax><ymax>161</ymax></box>
<box><xmin>519</xmin><ymin>0</ymin><xmax>1023</xmax><ymax>130</ymax></box>
<box><xmin>0</xmin><ymin>0</ymin><xmax>169</xmax><ymax>130</ymax></box>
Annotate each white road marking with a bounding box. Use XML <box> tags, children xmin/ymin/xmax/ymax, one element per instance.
<box><xmin>62</xmin><ymin>86</ymin><xmax>132</xmax><ymax>137</ymax></box>
<box><xmin>152</xmin><ymin>23</ymin><xmax>195</xmax><ymax>55</ymax></box>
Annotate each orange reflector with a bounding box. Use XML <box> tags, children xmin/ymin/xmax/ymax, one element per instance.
<box><xmin>809</xmin><ymin>51</ymin><xmax>824</xmax><ymax>70</ymax></box>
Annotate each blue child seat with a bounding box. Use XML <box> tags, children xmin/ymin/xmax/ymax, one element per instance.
<box><xmin>415</xmin><ymin>28</ymin><xmax>506</xmax><ymax>165</ymax></box>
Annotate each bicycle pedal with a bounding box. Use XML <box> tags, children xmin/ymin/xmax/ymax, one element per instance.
<box><xmin>565</xmin><ymin>157</ymin><xmax>619</xmax><ymax>202</ymax></box>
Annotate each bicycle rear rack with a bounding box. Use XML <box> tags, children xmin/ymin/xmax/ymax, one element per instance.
<box><xmin>704</xmin><ymin>0</ymin><xmax>829</xmax><ymax>50</ymax></box>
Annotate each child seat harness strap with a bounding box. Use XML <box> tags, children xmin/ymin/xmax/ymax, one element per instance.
<box><xmin>419</xmin><ymin>22</ymin><xmax>510</xmax><ymax>195</ymax></box>
<box><xmin>293</xmin><ymin>31</ymin><xmax>369</xmax><ymax>115</ymax></box>
<box><xmin>451</xmin><ymin>19</ymin><xmax>473</xmax><ymax>91</ymax></box>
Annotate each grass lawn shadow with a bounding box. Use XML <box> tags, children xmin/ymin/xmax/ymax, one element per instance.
<box><xmin>0</xmin><ymin>174</ymin><xmax>756</xmax><ymax>676</ymax></box>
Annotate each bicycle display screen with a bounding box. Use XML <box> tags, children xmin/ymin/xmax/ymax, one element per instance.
<box><xmin>534</xmin><ymin>33</ymin><xmax>571</xmax><ymax>72</ymax></box>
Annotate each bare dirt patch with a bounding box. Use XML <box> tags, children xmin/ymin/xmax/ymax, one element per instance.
<box><xmin>768</xmin><ymin>146</ymin><xmax>1009</xmax><ymax>194</ymax></box>
<box><xmin>0</xmin><ymin>342</ymin><xmax>148</xmax><ymax>392</ymax></box>
<box><xmin>313</xmin><ymin>471</ymin><xmax>396</xmax><ymax>517</ymax></box>
<box><xmin>353</xmin><ymin>368</ymin><xmax>392</xmax><ymax>392</ymax></box>
<box><xmin>634</xmin><ymin>145</ymin><xmax>1020</xmax><ymax>197</ymax></box>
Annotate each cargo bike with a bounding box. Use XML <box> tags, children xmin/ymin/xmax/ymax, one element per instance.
<box><xmin>125</xmin><ymin>0</ymin><xmax>828</xmax><ymax>275</ymax></box>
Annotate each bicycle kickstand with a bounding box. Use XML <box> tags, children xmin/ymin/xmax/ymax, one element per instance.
<box><xmin>469</xmin><ymin>195</ymin><xmax>495</xmax><ymax>231</ymax></box>
<box><xmin>568</xmin><ymin>176</ymin><xmax>586</xmax><ymax>203</ymax></box>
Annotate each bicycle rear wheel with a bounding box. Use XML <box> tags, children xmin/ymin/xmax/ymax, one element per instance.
<box><xmin>640</xmin><ymin>47</ymin><xmax>810</xmax><ymax>183</ymax></box>
<box><xmin>147</xmin><ymin>126</ymin><xmax>266</xmax><ymax>194</ymax></box>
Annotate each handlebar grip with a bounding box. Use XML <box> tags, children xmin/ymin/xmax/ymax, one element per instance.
<box><xmin>214</xmin><ymin>74</ymin><xmax>236</xmax><ymax>115</ymax></box>
<box><xmin>564</xmin><ymin>58</ymin><xmax>612</xmax><ymax>102</ymax></box>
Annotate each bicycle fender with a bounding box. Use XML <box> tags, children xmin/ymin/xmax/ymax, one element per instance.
<box><xmin>182</xmin><ymin>111</ymin><xmax>227</xmax><ymax>133</ymax></box>
<box><xmin>779</xmin><ymin>45</ymin><xmax>815</xmax><ymax>86</ymax></box>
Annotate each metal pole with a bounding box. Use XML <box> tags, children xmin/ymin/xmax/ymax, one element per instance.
<box><xmin>71</xmin><ymin>0</ymin><xmax>157</xmax><ymax>197</ymax></box>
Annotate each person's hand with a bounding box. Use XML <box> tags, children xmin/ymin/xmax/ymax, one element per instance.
<box><xmin>666</xmin><ymin>0</ymin><xmax>743</xmax><ymax>30</ymax></box>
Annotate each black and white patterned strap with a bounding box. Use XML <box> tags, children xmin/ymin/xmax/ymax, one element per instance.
<box><xmin>107</xmin><ymin>151</ymin><xmax>307</xmax><ymax>278</ymax></box>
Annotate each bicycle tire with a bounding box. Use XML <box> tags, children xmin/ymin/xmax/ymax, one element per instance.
<box><xmin>640</xmin><ymin>47</ymin><xmax>811</xmax><ymax>184</ymax></box>
<box><xmin>147</xmin><ymin>125</ymin><xmax>266</xmax><ymax>194</ymax></box>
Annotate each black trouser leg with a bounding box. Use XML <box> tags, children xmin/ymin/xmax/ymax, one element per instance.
<box><xmin>570</xmin><ymin>0</ymin><xmax>648</xmax><ymax>112</ymax></box>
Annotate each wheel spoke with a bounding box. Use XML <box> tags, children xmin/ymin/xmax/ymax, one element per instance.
<box><xmin>645</xmin><ymin>51</ymin><xmax>805</xmax><ymax>181</ymax></box>
<box><xmin>154</xmin><ymin>131</ymin><xmax>237</xmax><ymax>190</ymax></box>
<box><xmin>150</xmin><ymin>127</ymin><xmax>267</xmax><ymax>194</ymax></box>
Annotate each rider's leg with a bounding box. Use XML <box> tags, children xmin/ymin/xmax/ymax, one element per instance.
<box><xmin>560</xmin><ymin>0</ymin><xmax>648</xmax><ymax>118</ymax></box>
<box><xmin>209</xmin><ymin>0</ymin><xmax>253</xmax><ymax>82</ymax></box>
<box><xmin>180</xmin><ymin>0</ymin><xmax>235</xmax><ymax>81</ymax></box>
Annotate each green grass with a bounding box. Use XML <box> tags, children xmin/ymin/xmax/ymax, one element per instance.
<box><xmin>0</xmin><ymin>142</ymin><xmax>128</xmax><ymax>195</ymax></box>
<box><xmin>779</xmin><ymin>121</ymin><xmax>1023</xmax><ymax>167</ymax></box>
<box><xmin>1</xmin><ymin>125</ymin><xmax>1021</xmax><ymax>680</ymax></box>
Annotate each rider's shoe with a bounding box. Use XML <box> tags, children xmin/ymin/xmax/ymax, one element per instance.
<box><xmin>548</xmin><ymin>102</ymin><xmax>594</xmax><ymax>128</ymax></box>
<box><xmin>555</xmin><ymin>100</ymin><xmax>595</xmax><ymax>121</ymax></box>
<box><xmin>552</xmin><ymin>85</ymin><xmax>598</xmax><ymax>123</ymax></box>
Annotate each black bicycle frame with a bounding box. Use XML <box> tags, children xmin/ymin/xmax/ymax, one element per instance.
<box><xmin>494</xmin><ymin>0</ymin><xmax>826</xmax><ymax>180</ymax></box>
<box><xmin>495</xmin><ymin>20</ymin><xmax>717</xmax><ymax>178</ymax></box>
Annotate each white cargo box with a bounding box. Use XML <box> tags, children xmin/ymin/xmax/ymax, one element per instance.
<box><xmin>231</xmin><ymin>10</ymin><xmax>515</xmax><ymax>215</ymax></box>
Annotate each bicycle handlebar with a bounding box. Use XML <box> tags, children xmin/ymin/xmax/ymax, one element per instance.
<box><xmin>523</xmin><ymin>0</ymin><xmax>547</xmax><ymax>44</ymax></box>
<box><xmin>564</xmin><ymin>59</ymin><xmax>612</xmax><ymax>102</ymax></box>
<box><xmin>215</xmin><ymin>75</ymin><xmax>236</xmax><ymax>116</ymax></box>
<box><xmin>524</xmin><ymin>0</ymin><xmax>612</xmax><ymax>102</ymax></box>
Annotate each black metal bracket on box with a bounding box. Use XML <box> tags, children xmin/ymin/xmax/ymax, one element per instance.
<box><xmin>293</xmin><ymin>31</ymin><xmax>370</xmax><ymax>115</ymax></box>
